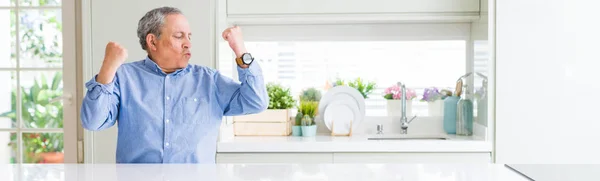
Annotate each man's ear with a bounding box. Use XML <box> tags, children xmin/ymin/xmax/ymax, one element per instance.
<box><xmin>146</xmin><ymin>34</ymin><xmax>157</xmax><ymax>51</ymax></box>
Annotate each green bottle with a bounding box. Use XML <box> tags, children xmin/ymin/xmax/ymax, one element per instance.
<box><xmin>456</xmin><ymin>84</ymin><xmax>474</xmax><ymax>136</ymax></box>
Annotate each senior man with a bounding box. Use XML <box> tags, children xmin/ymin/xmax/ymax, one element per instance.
<box><xmin>80</xmin><ymin>6</ymin><xmax>268</xmax><ymax>163</ymax></box>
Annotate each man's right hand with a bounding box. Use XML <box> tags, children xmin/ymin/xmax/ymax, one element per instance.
<box><xmin>97</xmin><ymin>42</ymin><xmax>128</xmax><ymax>84</ymax></box>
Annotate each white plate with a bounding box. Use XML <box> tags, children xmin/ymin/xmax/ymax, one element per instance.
<box><xmin>324</xmin><ymin>99</ymin><xmax>360</xmax><ymax>133</ymax></box>
<box><xmin>323</xmin><ymin>100</ymin><xmax>357</xmax><ymax>134</ymax></box>
<box><xmin>318</xmin><ymin>85</ymin><xmax>366</xmax><ymax>126</ymax></box>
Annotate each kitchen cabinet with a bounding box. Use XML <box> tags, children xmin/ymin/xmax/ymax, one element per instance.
<box><xmin>333</xmin><ymin>153</ymin><xmax>491</xmax><ymax>163</ymax></box>
<box><xmin>216</xmin><ymin>153</ymin><xmax>333</xmax><ymax>163</ymax></box>
<box><xmin>216</xmin><ymin>152</ymin><xmax>491</xmax><ymax>163</ymax></box>
<box><xmin>226</xmin><ymin>0</ymin><xmax>480</xmax><ymax>16</ymax></box>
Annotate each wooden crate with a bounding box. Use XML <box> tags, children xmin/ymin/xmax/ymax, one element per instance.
<box><xmin>233</xmin><ymin>120</ymin><xmax>293</xmax><ymax>136</ymax></box>
<box><xmin>233</xmin><ymin>109</ymin><xmax>290</xmax><ymax>123</ymax></box>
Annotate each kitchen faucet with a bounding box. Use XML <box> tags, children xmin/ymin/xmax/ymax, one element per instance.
<box><xmin>397</xmin><ymin>82</ymin><xmax>417</xmax><ymax>134</ymax></box>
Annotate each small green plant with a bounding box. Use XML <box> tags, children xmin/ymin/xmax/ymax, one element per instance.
<box><xmin>299</xmin><ymin>87</ymin><xmax>322</xmax><ymax>102</ymax></box>
<box><xmin>336</xmin><ymin>77</ymin><xmax>376</xmax><ymax>98</ymax></box>
<box><xmin>266</xmin><ymin>83</ymin><xmax>296</xmax><ymax>109</ymax></box>
<box><xmin>301</xmin><ymin>115</ymin><xmax>314</xmax><ymax>126</ymax></box>
<box><xmin>294</xmin><ymin>112</ymin><xmax>304</xmax><ymax>126</ymax></box>
<box><xmin>299</xmin><ymin>101</ymin><xmax>318</xmax><ymax>118</ymax></box>
<box><xmin>297</xmin><ymin>101</ymin><xmax>318</xmax><ymax>126</ymax></box>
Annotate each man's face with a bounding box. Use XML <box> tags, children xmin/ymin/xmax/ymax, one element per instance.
<box><xmin>150</xmin><ymin>13</ymin><xmax>192</xmax><ymax>70</ymax></box>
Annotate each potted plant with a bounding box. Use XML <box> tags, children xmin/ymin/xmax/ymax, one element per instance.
<box><xmin>299</xmin><ymin>87</ymin><xmax>322</xmax><ymax>102</ymax></box>
<box><xmin>298</xmin><ymin>101</ymin><xmax>318</xmax><ymax>137</ymax></box>
<box><xmin>233</xmin><ymin>83</ymin><xmax>296</xmax><ymax>136</ymax></box>
<box><xmin>291</xmin><ymin>88</ymin><xmax>322</xmax><ymax>136</ymax></box>
<box><xmin>333</xmin><ymin>77</ymin><xmax>376</xmax><ymax>98</ymax></box>
<box><xmin>383</xmin><ymin>84</ymin><xmax>416</xmax><ymax>117</ymax></box>
<box><xmin>1</xmin><ymin>72</ymin><xmax>64</xmax><ymax>163</ymax></box>
<box><xmin>421</xmin><ymin>87</ymin><xmax>451</xmax><ymax>116</ymax></box>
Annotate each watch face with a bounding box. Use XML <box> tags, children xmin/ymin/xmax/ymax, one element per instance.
<box><xmin>242</xmin><ymin>53</ymin><xmax>253</xmax><ymax>64</ymax></box>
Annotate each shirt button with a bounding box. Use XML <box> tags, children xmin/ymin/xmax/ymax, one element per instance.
<box><xmin>165</xmin><ymin>142</ymin><xmax>170</xmax><ymax>147</ymax></box>
<box><xmin>166</xmin><ymin>96</ymin><xmax>170</xmax><ymax>100</ymax></box>
<box><xmin>166</xmin><ymin>119</ymin><xmax>170</xmax><ymax>123</ymax></box>
<box><xmin>193</xmin><ymin>98</ymin><xmax>197</xmax><ymax>102</ymax></box>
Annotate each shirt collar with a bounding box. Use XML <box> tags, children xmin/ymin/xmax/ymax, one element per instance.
<box><xmin>142</xmin><ymin>56</ymin><xmax>191</xmax><ymax>76</ymax></box>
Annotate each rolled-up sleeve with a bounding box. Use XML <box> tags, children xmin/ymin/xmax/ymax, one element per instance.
<box><xmin>80</xmin><ymin>74</ymin><xmax>121</xmax><ymax>131</ymax></box>
<box><xmin>214</xmin><ymin>62</ymin><xmax>269</xmax><ymax>116</ymax></box>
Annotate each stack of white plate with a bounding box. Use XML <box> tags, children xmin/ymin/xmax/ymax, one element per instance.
<box><xmin>318</xmin><ymin>85</ymin><xmax>365</xmax><ymax>135</ymax></box>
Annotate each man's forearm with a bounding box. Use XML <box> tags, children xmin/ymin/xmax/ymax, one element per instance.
<box><xmin>96</xmin><ymin>63</ymin><xmax>119</xmax><ymax>84</ymax></box>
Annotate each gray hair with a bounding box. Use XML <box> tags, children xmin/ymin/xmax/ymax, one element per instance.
<box><xmin>137</xmin><ymin>7</ymin><xmax>182</xmax><ymax>50</ymax></box>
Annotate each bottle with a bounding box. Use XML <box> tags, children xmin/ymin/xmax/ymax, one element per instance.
<box><xmin>443</xmin><ymin>96</ymin><xmax>460</xmax><ymax>134</ymax></box>
<box><xmin>456</xmin><ymin>84</ymin><xmax>474</xmax><ymax>136</ymax></box>
<box><xmin>443</xmin><ymin>79</ymin><xmax>464</xmax><ymax>134</ymax></box>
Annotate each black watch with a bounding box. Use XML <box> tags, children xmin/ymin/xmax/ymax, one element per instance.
<box><xmin>236</xmin><ymin>53</ymin><xmax>254</xmax><ymax>66</ymax></box>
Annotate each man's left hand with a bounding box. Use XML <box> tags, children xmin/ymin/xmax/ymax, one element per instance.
<box><xmin>222</xmin><ymin>26</ymin><xmax>247</xmax><ymax>58</ymax></box>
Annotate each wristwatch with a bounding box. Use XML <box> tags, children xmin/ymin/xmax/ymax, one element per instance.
<box><xmin>236</xmin><ymin>53</ymin><xmax>254</xmax><ymax>67</ymax></box>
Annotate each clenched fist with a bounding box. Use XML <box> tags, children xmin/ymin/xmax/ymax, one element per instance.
<box><xmin>97</xmin><ymin>42</ymin><xmax>128</xmax><ymax>84</ymax></box>
<box><xmin>103</xmin><ymin>42</ymin><xmax>128</xmax><ymax>70</ymax></box>
<box><xmin>222</xmin><ymin>26</ymin><xmax>247</xmax><ymax>58</ymax></box>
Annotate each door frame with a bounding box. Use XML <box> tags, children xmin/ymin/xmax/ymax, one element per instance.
<box><xmin>62</xmin><ymin>0</ymin><xmax>79</xmax><ymax>164</ymax></box>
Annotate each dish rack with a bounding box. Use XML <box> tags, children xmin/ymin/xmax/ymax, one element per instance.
<box><xmin>330</xmin><ymin>119</ymin><xmax>353</xmax><ymax>136</ymax></box>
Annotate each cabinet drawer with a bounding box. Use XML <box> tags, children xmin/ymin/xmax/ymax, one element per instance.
<box><xmin>216</xmin><ymin>153</ymin><xmax>333</xmax><ymax>163</ymax></box>
<box><xmin>333</xmin><ymin>152</ymin><xmax>491</xmax><ymax>163</ymax></box>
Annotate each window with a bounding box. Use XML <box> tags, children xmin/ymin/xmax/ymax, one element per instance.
<box><xmin>0</xmin><ymin>0</ymin><xmax>67</xmax><ymax>164</ymax></box>
<box><xmin>219</xmin><ymin>23</ymin><xmax>477</xmax><ymax>116</ymax></box>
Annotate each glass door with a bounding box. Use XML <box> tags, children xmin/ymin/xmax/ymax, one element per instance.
<box><xmin>0</xmin><ymin>0</ymin><xmax>77</xmax><ymax>164</ymax></box>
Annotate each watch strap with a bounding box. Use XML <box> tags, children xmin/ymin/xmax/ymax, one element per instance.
<box><xmin>235</xmin><ymin>57</ymin><xmax>244</xmax><ymax>66</ymax></box>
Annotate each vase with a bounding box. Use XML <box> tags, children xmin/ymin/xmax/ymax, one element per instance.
<box><xmin>292</xmin><ymin>125</ymin><xmax>302</xmax><ymax>136</ymax></box>
<box><xmin>301</xmin><ymin>125</ymin><xmax>317</xmax><ymax>137</ymax></box>
<box><xmin>427</xmin><ymin>100</ymin><xmax>444</xmax><ymax>116</ymax></box>
<box><xmin>387</xmin><ymin>100</ymin><xmax>412</xmax><ymax>117</ymax></box>
<box><xmin>39</xmin><ymin>152</ymin><xmax>64</xmax><ymax>163</ymax></box>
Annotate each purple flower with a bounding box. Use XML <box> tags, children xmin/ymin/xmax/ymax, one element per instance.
<box><xmin>421</xmin><ymin>87</ymin><xmax>442</xmax><ymax>102</ymax></box>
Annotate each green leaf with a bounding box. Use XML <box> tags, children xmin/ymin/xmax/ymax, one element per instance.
<box><xmin>30</xmin><ymin>84</ymin><xmax>40</xmax><ymax>103</ymax></box>
<box><xmin>36</xmin><ymin>90</ymin><xmax>50</xmax><ymax>105</ymax></box>
<box><xmin>0</xmin><ymin>111</ymin><xmax>16</xmax><ymax>119</ymax></box>
<box><xmin>41</xmin><ymin>74</ymin><xmax>48</xmax><ymax>89</ymax></box>
<box><xmin>51</xmin><ymin>72</ymin><xmax>62</xmax><ymax>90</ymax></box>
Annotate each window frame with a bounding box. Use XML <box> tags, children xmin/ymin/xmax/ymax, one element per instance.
<box><xmin>0</xmin><ymin>0</ymin><xmax>78</xmax><ymax>164</ymax></box>
<box><xmin>217</xmin><ymin>22</ymin><xmax>476</xmax><ymax>117</ymax></box>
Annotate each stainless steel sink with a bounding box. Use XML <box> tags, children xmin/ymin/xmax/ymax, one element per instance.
<box><xmin>367</xmin><ymin>135</ymin><xmax>449</xmax><ymax>140</ymax></box>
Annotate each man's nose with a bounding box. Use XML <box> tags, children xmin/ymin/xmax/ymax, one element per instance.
<box><xmin>183</xmin><ymin>38</ymin><xmax>191</xmax><ymax>49</ymax></box>
<box><xmin>183</xmin><ymin>42</ymin><xmax>191</xmax><ymax>49</ymax></box>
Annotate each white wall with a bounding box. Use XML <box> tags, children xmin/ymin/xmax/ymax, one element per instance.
<box><xmin>496</xmin><ymin>0</ymin><xmax>600</xmax><ymax>163</ymax></box>
<box><xmin>84</xmin><ymin>0</ymin><xmax>214</xmax><ymax>163</ymax></box>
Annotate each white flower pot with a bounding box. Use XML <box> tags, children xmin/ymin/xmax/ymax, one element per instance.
<box><xmin>387</xmin><ymin>100</ymin><xmax>412</xmax><ymax>117</ymax></box>
<box><xmin>428</xmin><ymin>100</ymin><xmax>444</xmax><ymax>116</ymax></box>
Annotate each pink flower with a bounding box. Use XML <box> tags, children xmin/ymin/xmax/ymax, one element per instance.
<box><xmin>383</xmin><ymin>85</ymin><xmax>416</xmax><ymax>100</ymax></box>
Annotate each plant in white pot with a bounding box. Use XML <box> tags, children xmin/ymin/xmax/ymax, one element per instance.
<box><xmin>383</xmin><ymin>84</ymin><xmax>417</xmax><ymax>117</ymax></box>
<box><xmin>421</xmin><ymin>87</ymin><xmax>453</xmax><ymax>116</ymax></box>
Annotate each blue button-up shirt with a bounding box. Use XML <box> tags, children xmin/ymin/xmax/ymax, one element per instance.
<box><xmin>80</xmin><ymin>57</ymin><xmax>268</xmax><ymax>163</ymax></box>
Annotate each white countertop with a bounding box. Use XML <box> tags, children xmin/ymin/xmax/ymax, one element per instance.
<box><xmin>0</xmin><ymin>164</ymin><xmax>529</xmax><ymax>181</ymax></box>
<box><xmin>217</xmin><ymin>134</ymin><xmax>492</xmax><ymax>153</ymax></box>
